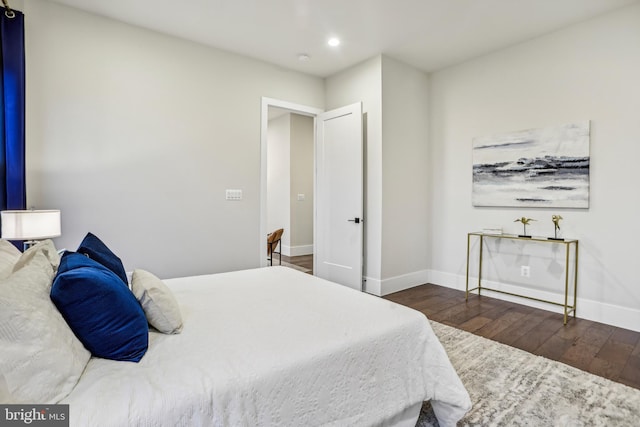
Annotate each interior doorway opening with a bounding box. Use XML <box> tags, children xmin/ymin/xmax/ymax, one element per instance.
<box><xmin>266</xmin><ymin>107</ymin><xmax>314</xmax><ymax>258</ymax></box>
<box><xmin>260</xmin><ymin>98</ymin><xmax>322</xmax><ymax>269</ymax></box>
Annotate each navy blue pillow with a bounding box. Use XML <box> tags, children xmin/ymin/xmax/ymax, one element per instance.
<box><xmin>77</xmin><ymin>232</ymin><xmax>128</xmax><ymax>285</ymax></box>
<box><xmin>51</xmin><ymin>252</ymin><xmax>148</xmax><ymax>362</ymax></box>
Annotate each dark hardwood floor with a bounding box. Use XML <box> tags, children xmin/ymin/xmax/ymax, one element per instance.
<box><xmin>283</xmin><ymin>255</ymin><xmax>640</xmax><ymax>390</ymax></box>
<box><xmin>384</xmin><ymin>284</ymin><xmax>640</xmax><ymax>391</ymax></box>
<box><xmin>281</xmin><ymin>254</ymin><xmax>313</xmax><ymax>271</ymax></box>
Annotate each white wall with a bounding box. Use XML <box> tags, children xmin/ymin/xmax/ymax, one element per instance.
<box><xmin>24</xmin><ymin>0</ymin><xmax>324</xmax><ymax>278</ymax></box>
<box><xmin>428</xmin><ymin>3</ymin><xmax>640</xmax><ymax>331</ymax></box>
<box><xmin>380</xmin><ymin>56</ymin><xmax>430</xmax><ymax>291</ymax></box>
<box><xmin>267</xmin><ymin>114</ymin><xmax>291</xmax><ymax>253</ymax></box>
<box><xmin>289</xmin><ymin>114</ymin><xmax>314</xmax><ymax>255</ymax></box>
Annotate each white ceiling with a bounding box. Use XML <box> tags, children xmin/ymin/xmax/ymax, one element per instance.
<box><xmin>46</xmin><ymin>0</ymin><xmax>639</xmax><ymax>77</ymax></box>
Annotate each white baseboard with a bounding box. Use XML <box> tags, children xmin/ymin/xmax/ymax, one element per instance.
<box><xmin>364</xmin><ymin>277</ymin><xmax>382</xmax><ymax>296</ymax></box>
<box><xmin>282</xmin><ymin>244</ymin><xmax>313</xmax><ymax>257</ymax></box>
<box><xmin>364</xmin><ymin>269</ymin><xmax>429</xmax><ymax>297</ymax></box>
<box><xmin>428</xmin><ymin>269</ymin><xmax>640</xmax><ymax>333</ymax></box>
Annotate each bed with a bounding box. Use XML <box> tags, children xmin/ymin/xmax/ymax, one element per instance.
<box><xmin>1</xmin><ymin>239</ymin><xmax>471</xmax><ymax>427</ymax></box>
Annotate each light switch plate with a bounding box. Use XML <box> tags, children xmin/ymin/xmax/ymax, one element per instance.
<box><xmin>226</xmin><ymin>189</ymin><xmax>242</xmax><ymax>201</ymax></box>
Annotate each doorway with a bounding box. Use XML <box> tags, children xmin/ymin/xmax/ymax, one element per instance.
<box><xmin>266</xmin><ymin>107</ymin><xmax>314</xmax><ymax>261</ymax></box>
<box><xmin>260</xmin><ymin>97</ymin><xmax>364</xmax><ymax>290</ymax></box>
<box><xmin>260</xmin><ymin>98</ymin><xmax>322</xmax><ymax>269</ymax></box>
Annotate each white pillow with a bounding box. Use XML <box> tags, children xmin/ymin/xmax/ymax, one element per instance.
<box><xmin>0</xmin><ymin>244</ymin><xmax>91</xmax><ymax>403</ymax></box>
<box><xmin>132</xmin><ymin>269</ymin><xmax>183</xmax><ymax>334</ymax></box>
<box><xmin>0</xmin><ymin>239</ymin><xmax>21</xmax><ymax>279</ymax></box>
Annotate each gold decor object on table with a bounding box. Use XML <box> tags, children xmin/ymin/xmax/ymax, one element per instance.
<box><xmin>514</xmin><ymin>217</ymin><xmax>535</xmax><ymax>238</ymax></box>
<box><xmin>465</xmin><ymin>232</ymin><xmax>578</xmax><ymax>325</ymax></box>
<box><xmin>549</xmin><ymin>215</ymin><xmax>564</xmax><ymax>241</ymax></box>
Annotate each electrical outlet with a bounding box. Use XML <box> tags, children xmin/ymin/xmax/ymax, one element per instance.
<box><xmin>521</xmin><ymin>265</ymin><xmax>530</xmax><ymax>278</ymax></box>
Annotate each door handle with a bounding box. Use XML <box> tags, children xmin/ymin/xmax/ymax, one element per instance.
<box><xmin>347</xmin><ymin>217</ymin><xmax>362</xmax><ymax>224</ymax></box>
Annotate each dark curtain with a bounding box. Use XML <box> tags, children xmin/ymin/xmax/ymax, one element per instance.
<box><xmin>0</xmin><ymin>8</ymin><xmax>26</xmax><ymax>238</ymax></box>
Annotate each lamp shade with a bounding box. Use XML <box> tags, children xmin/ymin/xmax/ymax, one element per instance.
<box><xmin>1</xmin><ymin>210</ymin><xmax>61</xmax><ymax>240</ymax></box>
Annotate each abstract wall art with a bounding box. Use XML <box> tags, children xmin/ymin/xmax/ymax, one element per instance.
<box><xmin>472</xmin><ymin>121</ymin><xmax>590</xmax><ymax>208</ymax></box>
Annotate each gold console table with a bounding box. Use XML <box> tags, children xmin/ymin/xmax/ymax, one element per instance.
<box><xmin>465</xmin><ymin>232</ymin><xmax>578</xmax><ymax>324</ymax></box>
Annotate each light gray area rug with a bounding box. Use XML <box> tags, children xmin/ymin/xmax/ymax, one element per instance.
<box><xmin>416</xmin><ymin>321</ymin><xmax>640</xmax><ymax>426</ymax></box>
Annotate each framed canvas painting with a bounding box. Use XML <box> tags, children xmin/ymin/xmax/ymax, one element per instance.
<box><xmin>472</xmin><ymin>121</ymin><xmax>590</xmax><ymax>208</ymax></box>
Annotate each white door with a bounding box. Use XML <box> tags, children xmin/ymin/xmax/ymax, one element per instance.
<box><xmin>315</xmin><ymin>102</ymin><xmax>363</xmax><ymax>291</ymax></box>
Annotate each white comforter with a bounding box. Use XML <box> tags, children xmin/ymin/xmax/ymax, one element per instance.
<box><xmin>62</xmin><ymin>267</ymin><xmax>470</xmax><ymax>426</ymax></box>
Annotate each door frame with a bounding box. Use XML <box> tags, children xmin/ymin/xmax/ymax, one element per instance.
<box><xmin>260</xmin><ymin>97</ymin><xmax>323</xmax><ymax>267</ymax></box>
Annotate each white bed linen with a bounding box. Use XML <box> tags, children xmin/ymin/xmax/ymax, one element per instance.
<box><xmin>62</xmin><ymin>267</ymin><xmax>470</xmax><ymax>426</ymax></box>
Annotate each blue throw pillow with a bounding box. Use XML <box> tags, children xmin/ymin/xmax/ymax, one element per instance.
<box><xmin>51</xmin><ymin>252</ymin><xmax>148</xmax><ymax>362</ymax></box>
<box><xmin>77</xmin><ymin>232</ymin><xmax>128</xmax><ymax>285</ymax></box>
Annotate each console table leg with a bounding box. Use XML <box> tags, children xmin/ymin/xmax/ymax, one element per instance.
<box><xmin>574</xmin><ymin>242</ymin><xmax>579</xmax><ymax>319</ymax></box>
<box><xmin>564</xmin><ymin>243</ymin><xmax>570</xmax><ymax>325</ymax></box>
<box><xmin>477</xmin><ymin>236</ymin><xmax>483</xmax><ymax>297</ymax></box>
<box><xmin>465</xmin><ymin>234</ymin><xmax>471</xmax><ymax>301</ymax></box>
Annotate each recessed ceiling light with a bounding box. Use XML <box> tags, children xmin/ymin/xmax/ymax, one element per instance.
<box><xmin>327</xmin><ymin>37</ymin><xmax>341</xmax><ymax>47</ymax></box>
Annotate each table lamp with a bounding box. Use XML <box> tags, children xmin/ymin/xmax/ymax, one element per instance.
<box><xmin>1</xmin><ymin>209</ymin><xmax>61</xmax><ymax>250</ymax></box>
